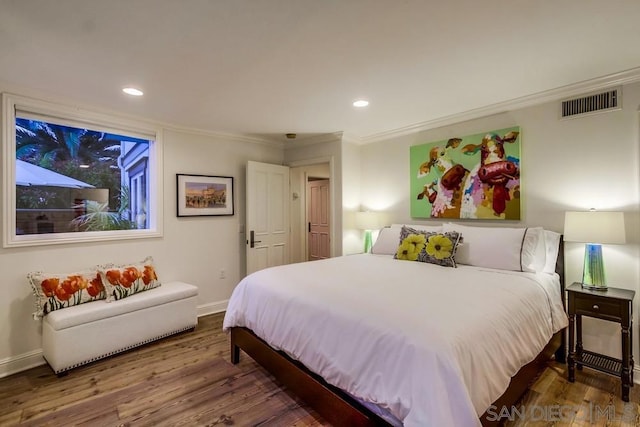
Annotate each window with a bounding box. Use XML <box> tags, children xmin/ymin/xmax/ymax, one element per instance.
<box><xmin>2</xmin><ymin>93</ymin><xmax>163</xmax><ymax>247</ymax></box>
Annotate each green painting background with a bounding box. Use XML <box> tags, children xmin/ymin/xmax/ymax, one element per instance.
<box><xmin>410</xmin><ymin>126</ymin><xmax>521</xmax><ymax>219</ymax></box>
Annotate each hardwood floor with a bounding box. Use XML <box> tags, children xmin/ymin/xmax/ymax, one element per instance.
<box><xmin>0</xmin><ymin>313</ymin><xmax>637</xmax><ymax>426</ymax></box>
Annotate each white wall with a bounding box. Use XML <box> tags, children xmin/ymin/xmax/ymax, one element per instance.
<box><xmin>358</xmin><ymin>81</ymin><xmax>640</xmax><ymax>368</ymax></box>
<box><xmin>0</xmin><ymin>88</ymin><xmax>283</xmax><ymax>376</ymax></box>
<box><xmin>162</xmin><ymin>128</ymin><xmax>283</xmax><ymax>305</ymax></box>
<box><xmin>341</xmin><ymin>138</ymin><xmax>363</xmax><ymax>255</ymax></box>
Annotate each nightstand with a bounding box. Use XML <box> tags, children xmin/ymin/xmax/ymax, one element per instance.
<box><xmin>567</xmin><ymin>282</ymin><xmax>635</xmax><ymax>402</ymax></box>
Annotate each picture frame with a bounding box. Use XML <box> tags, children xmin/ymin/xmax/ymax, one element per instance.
<box><xmin>176</xmin><ymin>174</ymin><xmax>234</xmax><ymax>217</ymax></box>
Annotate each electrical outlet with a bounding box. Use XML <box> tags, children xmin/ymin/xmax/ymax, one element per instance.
<box><xmin>219</xmin><ymin>269</ymin><xmax>226</xmax><ymax>279</ymax></box>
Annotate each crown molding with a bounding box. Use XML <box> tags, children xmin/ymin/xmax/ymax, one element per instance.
<box><xmin>340</xmin><ymin>131</ymin><xmax>363</xmax><ymax>145</ymax></box>
<box><xmin>359</xmin><ymin>67</ymin><xmax>640</xmax><ymax>145</ymax></box>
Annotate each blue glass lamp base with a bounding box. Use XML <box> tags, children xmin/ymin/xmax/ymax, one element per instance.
<box><xmin>363</xmin><ymin>230</ymin><xmax>373</xmax><ymax>253</ymax></box>
<box><xmin>581</xmin><ymin>243</ymin><xmax>607</xmax><ymax>291</ymax></box>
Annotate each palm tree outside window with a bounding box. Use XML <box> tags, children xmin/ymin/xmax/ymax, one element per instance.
<box><xmin>15</xmin><ymin>117</ymin><xmax>153</xmax><ymax>234</ymax></box>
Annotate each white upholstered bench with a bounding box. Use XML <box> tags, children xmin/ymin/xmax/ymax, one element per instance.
<box><xmin>42</xmin><ymin>281</ymin><xmax>198</xmax><ymax>374</ymax></box>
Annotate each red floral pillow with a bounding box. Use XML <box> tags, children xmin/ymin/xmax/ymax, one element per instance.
<box><xmin>27</xmin><ymin>270</ymin><xmax>106</xmax><ymax>318</ymax></box>
<box><xmin>99</xmin><ymin>256</ymin><xmax>161</xmax><ymax>301</ymax></box>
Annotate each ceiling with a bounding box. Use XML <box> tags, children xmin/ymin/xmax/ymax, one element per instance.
<box><xmin>1</xmin><ymin>0</ymin><xmax>639</xmax><ymax>144</ymax></box>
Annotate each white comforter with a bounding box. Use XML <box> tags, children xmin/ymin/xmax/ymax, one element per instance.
<box><xmin>223</xmin><ymin>254</ymin><xmax>568</xmax><ymax>427</ymax></box>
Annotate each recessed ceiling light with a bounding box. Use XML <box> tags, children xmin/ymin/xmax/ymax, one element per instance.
<box><xmin>122</xmin><ymin>87</ymin><xmax>144</xmax><ymax>96</ymax></box>
<box><xmin>353</xmin><ymin>100</ymin><xmax>369</xmax><ymax>108</ymax></box>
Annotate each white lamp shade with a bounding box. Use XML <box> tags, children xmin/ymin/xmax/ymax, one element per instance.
<box><xmin>355</xmin><ymin>211</ymin><xmax>381</xmax><ymax>230</ymax></box>
<box><xmin>564</xmin><ymin>211</ymin><xmax>626</xmax><ymax>244</ymax></box>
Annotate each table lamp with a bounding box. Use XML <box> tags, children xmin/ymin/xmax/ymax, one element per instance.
<box><xmin>563</xmin><ymin>210</ymin><xmax>626</xmax><ymax>290</ymax></box>
<box><xmin>355</xmin><ymin>211</ymin><xmax>381</xmax><ymax>253</ymax></box>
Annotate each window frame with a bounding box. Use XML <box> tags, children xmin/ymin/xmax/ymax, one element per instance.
<box><xmin>2</xmin><ymin>93</ymin><xmax>163</xmax><ymax>247</ymax></box>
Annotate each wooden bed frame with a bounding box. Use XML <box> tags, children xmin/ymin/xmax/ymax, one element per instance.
<box><xmin>230</xmin><ymin>238</ymin><xmax>566</xmax><ymax>426</ymax></box>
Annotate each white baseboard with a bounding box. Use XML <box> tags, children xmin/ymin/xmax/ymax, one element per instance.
<box><xmin>0</xmin><ymin>349</ymin><xmax>45</xmax><ymax>379</ymax></box>
<box><xmin>197</xmin><ymin>299</ymin><xmax>228</xmax><ymax>317</ymax></box>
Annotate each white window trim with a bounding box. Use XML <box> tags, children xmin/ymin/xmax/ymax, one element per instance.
<box><xmin>2</xmin><ymin>93</ymin><xmax>164</xmax><ymax>247</ymax></box>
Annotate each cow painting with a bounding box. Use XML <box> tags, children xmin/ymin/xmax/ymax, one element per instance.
<box><xmin>415</xmin><ymin>138</ymin><xmax>470</xmax><ymax>218</ymax></box>
<box><xmin>410</xmin><ymin>127</ymin><xmax>521</xmax><ymax>220</ymax></box>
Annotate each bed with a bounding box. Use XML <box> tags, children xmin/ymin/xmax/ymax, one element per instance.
<box><xmin>223</xmin><ymin>224</ymin><xmax>568</xmax><ymax>426</ymax></box>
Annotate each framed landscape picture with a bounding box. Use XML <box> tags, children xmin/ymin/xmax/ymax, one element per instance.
<box><xmin>176</xmin><ymin>174</ymin><xmax>234</xmax><ymax>217</ymax></box>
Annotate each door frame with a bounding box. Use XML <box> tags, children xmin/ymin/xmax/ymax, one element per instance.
<box><xmin>288</xmin><ymin>156</ymin><xmax>336</xmax><ymax>261</ymax></box>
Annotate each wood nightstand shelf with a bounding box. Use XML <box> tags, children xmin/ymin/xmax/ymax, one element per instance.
<box><xmin>567</xmin><ymin>282</ymin><xmax>635</xmax><ymax>402</ymax></box>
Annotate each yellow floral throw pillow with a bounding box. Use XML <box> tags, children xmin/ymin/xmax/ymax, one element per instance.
<box><xmin>27</xmin><ymin>269</ymin><xmax>106</xmax><ymax>318</ymax></box>
<box><xmin>394</xmin><ymin>226</ymin><xmax>462</xmax><ymax>267</ymax></box>
<box><xmin>99</xmin><ymin>256</ymin><xmax>161</xmax><ymax>301</ymax></box>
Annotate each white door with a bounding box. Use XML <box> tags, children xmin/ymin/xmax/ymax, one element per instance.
<box><xmin>246</xmin><ymin>161</ymin><xmax>290</xmax><ymax>275</ymax></box>
<box><xmin>307</xmin><ymin>179</ymin><xmax>330</xmax><ymax>261</ymax></box>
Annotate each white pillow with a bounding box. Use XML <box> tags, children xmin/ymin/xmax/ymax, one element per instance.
<box><xmin>521</xmin><ymin>227</ymin><xmax>547</xmax><ymax>272</ymax></box>
<box><xmin>442</xmin><ymin>223</ymin><xmax>526</xmax><ymax>271</ymax></box>
<box><xmin>391</xmin><ymin>223</ymin><xmax>442</xmax><ymax>232</ymax></box>
<box><xmin>371</xmin><ymin>227</ymin><xmax>401</xmax><ymax>255</ymax></box>
<box><xmin>542</xmin><ymin>230</ymin><xmax>562</xmax><ymax>274</ymax></box>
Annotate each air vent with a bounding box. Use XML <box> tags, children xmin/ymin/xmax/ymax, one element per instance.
<box><xmin>561</xmin><ymin>87</ymin><xmax>621</xmax><ymax>118</ymax></box>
